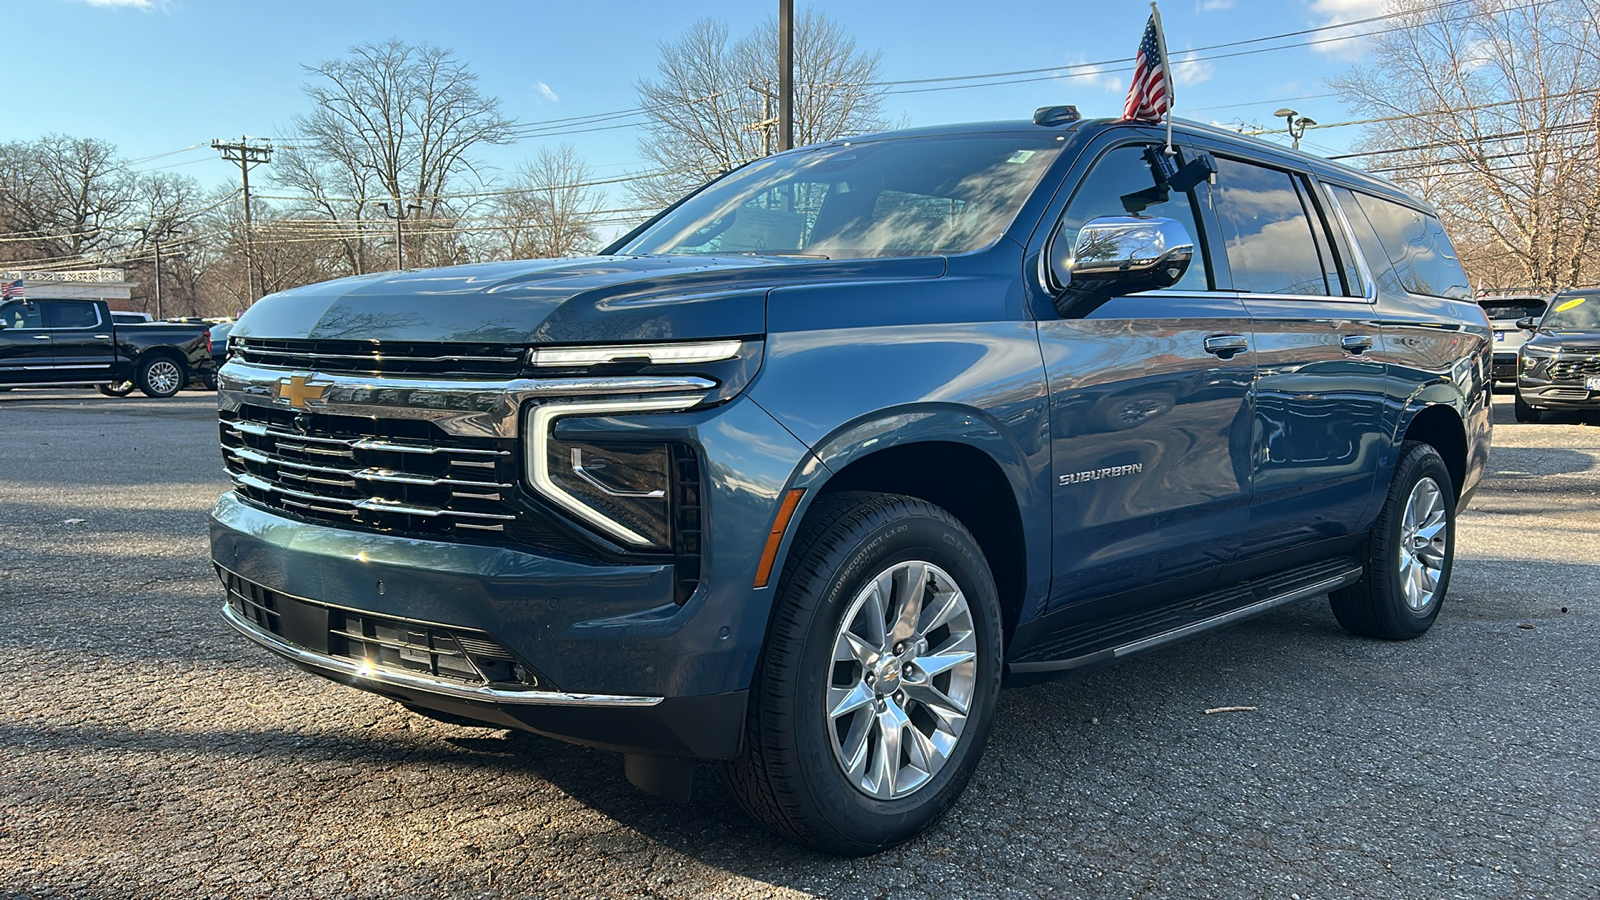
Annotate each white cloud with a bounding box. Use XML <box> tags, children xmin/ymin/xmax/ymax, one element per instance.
<box><xmin>1198</xmin><ymin>0</ymin><xmax>1235</xmax><ymax>10</ymax></box>
<box><xmin>71</xmin><ymin>0</ymin><xmax>154</xmax><ymax>7</ymax></box>
<box><xmin>533</xmin><ymin>81</ymin><xmax>559</xmax><ymax>103</ymax></box>
<box><xmin>1308</xmin><ymin>0</ymin><xmax>1389</xmax><ymax>59</ymax></box>
<box><xmin>1057</xmin><ymin>56</ymin><xmax>1124</xmax><ymax>95</ymax></box>
<box><xmin>1172</xmin><ymin>50</ymin><xmax>1214</xmax><ymax>87</ymax></box>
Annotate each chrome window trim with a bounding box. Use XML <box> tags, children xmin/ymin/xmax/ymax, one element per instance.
<box><xmin>221</xmin><ymin>601</ymin><xmax>663</xmax><ymax>708</ymax></box>
<box><xmin>1318</xmin><ymin>182</ymin><xmax>1379</xmax><ymax>303</ymax></box>
<box><xmin>525</xmin><ymin>394</ymin><xmax>705</xmax><ymax>546</ymax></box>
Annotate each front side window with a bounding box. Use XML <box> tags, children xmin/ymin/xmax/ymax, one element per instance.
<box><xmin>0</xmin><ymin>300</ymin><xmax>44</xmax><ymax>330</ymax></box>
<box><xmin>619</xmin><ymin>135</ymin><xmax>1063</xmax><ymax>259</ymax></box>
<box><xmin>43</xmin><ymin>301</ymin><xmax>100</xmax><ymax>329</ymax></box>
<box><xmin>1056</xmin><ymin>144</ymin><xmax>1210</xmax><ymax>293</ymax></box>
<box><xmin>1212</xmin><ymin>156</ymin><xmax>1331</xmax><ymax>296</ymax></box>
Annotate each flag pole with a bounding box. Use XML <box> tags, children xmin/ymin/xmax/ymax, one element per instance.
<box><xmin>1150</xmin><ymin>1</ymin><xmax>1176</xmax><ymax>155</ymax></box>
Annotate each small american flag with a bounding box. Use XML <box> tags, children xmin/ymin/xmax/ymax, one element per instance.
<box><xmin>0</xmin><ymin>279</ymin><xmax>23</xmax><ymax>299</ymax></box>
<box><xmin>1122</xmin><ymin>12</ymin><xmax>1173</xmax><ymax>122</ymax></box>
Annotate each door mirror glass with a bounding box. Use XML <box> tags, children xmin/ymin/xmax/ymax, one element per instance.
<box><xmin>1516</xmin><ymin>316</ymin><xmax>1538</xmax><ymax>331</ymax></box>
<box><xmin>1046</xmin><ymin>215</ymin><xmax>1194</xmax><ymax>300</ymax></box>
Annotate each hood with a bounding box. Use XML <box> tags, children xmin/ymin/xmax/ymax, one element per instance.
<box><xmin>231</xmin><ymin>254</ymin><xmax>944</xmax><ymax>345</ymax></box>
<box><xmin>1527</xmin><ymin>330</ymin><xmax>1600</xmax><ymax>354</ymax></box>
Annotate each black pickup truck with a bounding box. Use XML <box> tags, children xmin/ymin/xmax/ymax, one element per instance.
<box><xmin>0</xmin><ymin>297</ymin><xmax>214</xmax><ymax>398</ymax></box>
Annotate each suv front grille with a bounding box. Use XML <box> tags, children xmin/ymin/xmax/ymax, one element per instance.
<box><xmin>223</xmin><ymin>568</ymin><xmax>551</xmax><ymax>689</ymax></box>
<box><xmin>222</xmin><ymin>403</ymin><xmax>523</xmax><ymax>537</ymax></box>
<box><xmin>233</xmin><ymin>338</ymin><xmax>524</xmax><ymax>377</ymax></box>
<box><xmin>1549</xmin><ymin>356</ymin><xmax>1600</xmax><ymax>381</ymax></box>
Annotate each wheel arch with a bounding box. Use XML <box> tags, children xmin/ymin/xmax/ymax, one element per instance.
<box><xmin>786</xmin><ymin>406</ymin><xmax>1049</xmax><ymax>647</ymax></box>
<box><xmin>1397</xmin><ymin>402</ymin><xmax>1468</xmax><ymax>499</ymax></box>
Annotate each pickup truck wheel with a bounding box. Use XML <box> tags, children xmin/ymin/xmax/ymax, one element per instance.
<box><xmin>720</xmin><ymin>491</ymin><xmax>1003</xmax><ymax>855</ymax></box>
<box><xmin>96</xmin><ymin>380</ymin><xmax>135</xmax><ymax>398</ymax></box>
<box><xmin>1330</xmin><ymin>442</ymin><xmax>1454</xmax><ymax>640</ymax></box>
<box><xmin>136</xmin><ymin>356</ymin><xmax>184</xmax><ymax>398</ymax></box>
<box><xmin>1513</xmin><ymin>390</ymin><xmax>1543</xmax><ymax>423</ymax></box>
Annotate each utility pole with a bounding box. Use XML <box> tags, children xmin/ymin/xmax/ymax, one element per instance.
<box><xmin>747</xmin><ymin>79</ymin><xmax>778</xmax><ymax>157</ymax></box>
<box><xmin>211</xmin><ymin>137</ymin><xmax>273</xmax><ymax>305</ymax></box>
<box><xmin>381</xmin><ymin>201</ymin><xmax>422</xmax><ymax>271</ymax></box>
<box><xmin>779</xmin><ymin>0</ymin><xmax>795</xmax><ymax>151</ymax></box>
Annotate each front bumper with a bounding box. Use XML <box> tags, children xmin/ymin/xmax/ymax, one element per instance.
<box><xmin>1516</xmin><ymin>380</ymin><xmax>1600</xmax><ymax>410</ymax></box>
<box><xmin>212</xmin><ymin>494</ymin><xmax>750</xmax><ymax>758</ymax></box>
<box><xmin>1491</xmin><ymin>353</ymin><xmax>1518</xmax><ymax>382</ymax></box>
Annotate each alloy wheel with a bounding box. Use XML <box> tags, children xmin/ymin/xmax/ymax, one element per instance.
<box><xmin>146</xmin><ymin>360</ymin><xmax>181</xmax><ymax>395</ymax></box>
<box><xmin>1397</xmin><ymin>476</ymin><xmax>1448</xmax><ymax>611</ymax></box>
<box><xmin>825</xmin><ymin>560</ymin><xmax>978</xmax><ymax>800</ymax></box>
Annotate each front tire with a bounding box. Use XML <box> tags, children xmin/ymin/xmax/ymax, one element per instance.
<box><xmin>136</xmin><ymin>356</ymin><xmax>184</xmax><ymax>398</ymax></box>
<box><xmin>97</xmin><ymin>379</ymin><xmax>135</xmax><ymax>398</ymax></box>
<box><xmin>721</xmin><ymin>492</ymin><xmax>1003</xmax><ymax>855</ymax></box>
<box><xmin>1513</xmin><ymin>390</ymin><xmax>1543</xmax><ymax>423</ymax></box>
<box><xmin>1330</xmin><ymin>442</ymin><xmax>1455</xmax><ymax>640</ymax></box>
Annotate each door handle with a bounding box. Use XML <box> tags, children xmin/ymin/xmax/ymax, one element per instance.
<box><xmin>32</xmin><ymin>334</ymin><xmax>52</xmax><ymax>340</ymax></box>
<box><xmin>94</xmin><ymin>334</ymin><xmax>111</xmax><ymax>340</ymax></box>
<box><xmin>1340</xmin><ymin>334</ymin><xmax>1374</xmax><ymax>354</ymax></box>
<box><xmin>1203</xmin><ymin>334</ymin><xmax>1249</xmax><ymax>357</ymax></box>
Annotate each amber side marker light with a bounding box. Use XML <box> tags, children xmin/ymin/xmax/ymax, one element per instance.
<box><xmin>754</xmin><ymin>489</ymin><xmax>806</xmax><ymax>588</ymax></box>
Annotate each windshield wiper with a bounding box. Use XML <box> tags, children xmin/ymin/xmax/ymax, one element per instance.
<box><xmin>726</xmin><ymin>251</ymin><xmax>831</xmax><ymax>259</ymax></box>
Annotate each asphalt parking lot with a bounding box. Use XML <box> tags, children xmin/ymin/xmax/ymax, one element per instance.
<box><xmin>2</xmin><ymin>388</ymin><xmax>1598</xmax><ymax>899</ymax></box>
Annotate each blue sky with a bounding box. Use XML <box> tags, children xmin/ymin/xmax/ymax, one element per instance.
<box><xmin>2</xmin><ymin>0</ymin><xmax>1387</xmax><ymax>200</ymax></box>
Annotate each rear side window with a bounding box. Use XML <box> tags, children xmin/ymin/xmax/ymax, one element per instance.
<box><xmin>1349</xmin><ymin>193</ymin><xmax>1470</xmax><ymax>299</ymax></box>
<box><xmin>1211</xmin><ymin>156</ymin><xmax>1330</xmax><ymax>296</ymax></box>
<box><xmin>43</xmin><ymin>301</ymin><xmax>100</xmax><ymax>329</ymax></box>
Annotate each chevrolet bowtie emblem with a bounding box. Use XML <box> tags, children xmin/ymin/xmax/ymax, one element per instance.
<box><xmin>273</xmin><ymin>374</ymin><xmax>330</xmax><ymax>410</ymax></box>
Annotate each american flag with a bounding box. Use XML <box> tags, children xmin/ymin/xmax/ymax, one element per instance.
<box><xmin>1122</xmin><ymin>13</ymin><xmax>1173</xmax><ymax>122</ymax></box>
<box><xmin>0</xmin><ymin>279</ymin><xmax>23</xmax><ymax>299</ymax></box>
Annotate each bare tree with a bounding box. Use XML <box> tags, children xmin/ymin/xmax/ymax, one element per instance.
<box><xmin>1333</xmin><ymin>0</ymin><xmax>1600</xmax><ymax>291</ymax></box>
<box><xmin>0</xmin><ymin>136</ymin><xmax>134</xmax><ymax>262</ymax></box>
<box><xmin>632</xmin><ymin>9</ymin><xmax>889</xmax><ymax>210</ymax></box>
<box><xmin>493</xmin><ymin>144</ymin><xmax>603</xmax><ymax>260</ymax></box>
<box><xmin>274</xmin><ymin>39</ymin><xmax>516</xmax><ymax>274</ymax></box>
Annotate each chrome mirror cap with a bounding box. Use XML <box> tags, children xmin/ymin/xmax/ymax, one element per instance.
<box><xmin>1045</xmin><ymin>215</ymin><xmax>1195</xmax><ymax>297</ymax></box>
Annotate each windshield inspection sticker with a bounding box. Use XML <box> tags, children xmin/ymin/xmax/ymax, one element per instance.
<box><xmin>1006</xmin><ymin>150</ymin><xmax>1037</xmax><ymax>164</ymax></box>
<box><xmin>1556</xmin><ymin>297</ymin><xmax>1587</xmax><ymax>312</ymax></box>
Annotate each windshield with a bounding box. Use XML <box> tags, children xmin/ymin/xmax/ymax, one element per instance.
<box><xmin>1541</xmin><ymin>294</ymin><xmax>1600</xmax><ymax>331</ymax></box>
<box><xmin>619</xmin><ymin>134</ymin><xmax>1063</xmax><ymax>259</ymax></box>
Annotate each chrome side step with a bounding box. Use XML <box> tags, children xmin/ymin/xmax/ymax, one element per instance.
<box><xmin>1008</xmin><ymin>562</ymin><xmax>1364</xmax><ymax>676</ymax></box>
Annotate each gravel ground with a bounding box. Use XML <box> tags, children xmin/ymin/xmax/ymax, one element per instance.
<box><xmin>1</xmin><ymin>388</ymin><xmax>1597</xmax><ymax>899</ymax></box>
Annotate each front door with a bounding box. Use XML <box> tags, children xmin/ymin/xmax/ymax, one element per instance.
<box><xmin>0</xmin><ymin>300</ymin><xmax>53</xmax><ymax>384</ymax></box>
<box><xmin>41</xmin><ymin>300</ymin><xmax>115</xmax><ymax>382</ymax></box>
<box><xmin>1036</xmin><ymin>141</ymin><xmax>1256</xmax><ymax>610</ymax></box>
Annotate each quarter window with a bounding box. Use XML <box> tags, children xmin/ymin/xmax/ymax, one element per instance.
<box><xmin>1056</xmin><ymin>144</ymin><xmax>1211</xmax><ymax>293</ymax></box>
<box><xmin>1211</xmin><ymin>156</ymin><xmax>1330</xmax><ymax>296</ymax></box>
<box><xmin>1350</xmin><ymin>192</ymin><xmax>1470</xmax><ymax>299</ymax></box>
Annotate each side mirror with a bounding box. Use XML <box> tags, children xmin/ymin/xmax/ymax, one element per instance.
<box><xmin>1045</xmin><ymin>215</ymin><xmax>1194</xmax><ymax>307</ymax></box>
<box><xmin>1516</xmin><ymin>316</ymin><xmax>1538</xmax><ymax>331</ymax></box>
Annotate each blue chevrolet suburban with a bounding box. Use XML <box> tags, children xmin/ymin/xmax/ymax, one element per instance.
<box><xmin>211</xmin><ymin>110</ymin><xmax>1491</xmax><ymax>855</ymax></box>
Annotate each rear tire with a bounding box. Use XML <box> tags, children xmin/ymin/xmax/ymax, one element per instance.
<box><xmin>97</xmin><ymin>380</ymin><xmax>135</xmax><ymax>398</ymax></box>
<box><xmin>720</xmin><ymin>491</ymin><xmax>1003</xmax><ymax>856</ymax></box>
<box><xmin>136</xmin><ymin>355</ymin><xmax>184</xmax><ymax>399</ymax></box>
<box><xmin>1513</xmin><ymin>390</ymin><xmax>1543</xmax><ymax>423</ymax></box>
<box><xmin>1330</xmin><ymin>442</ymin><xmax>1454</xmax><ymax>640</ymax></box>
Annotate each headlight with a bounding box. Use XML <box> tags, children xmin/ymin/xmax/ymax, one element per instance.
<box><xmin>525</xmin><ymin>395</ymin><xmax>700</xmax><ymax>548</ymax></box>
<box><xmin>1520</xmin><ymin>344</ymin><xmax>1555</xmax><ymax>357</ymax></box>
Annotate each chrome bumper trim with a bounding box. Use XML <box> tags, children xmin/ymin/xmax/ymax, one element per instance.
<box><xmin>223</xmin><ymin>601</ymin><xmax>664</xmax><ymax>708</ymax></box>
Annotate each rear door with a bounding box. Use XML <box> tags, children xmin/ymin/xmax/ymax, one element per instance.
<box><xmin>1034</xmin><ymin>139</ymin><xmax>1256</xmax><ymax>609</ymax></box>
<box><xmin>1200</xmin><ymin>151</ymin><xmax>1390</xmax><ymax>562</ymax></box>
<box><xmin>0</xmin><ymin>300</ymin><xmax>54</xmax><ymax>384</ymax></box>
<box><xmin>41</xmin><ymin>301</ymin><xmax>115</xmax><ymax>381</ymax></box>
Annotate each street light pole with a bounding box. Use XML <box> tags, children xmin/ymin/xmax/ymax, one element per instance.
<box><xmin>381</xmin><ymin>201</ymin><xmax>424</xmax><ymax>271</ymax></box>
<box><xmin>138</xmin><ymin>225</ymin><xmax>182</xmax><ymax>320</ymax></box>
<box><xmin>1274</xmin><ymin>108</ymin><xmax>1317</xmax><ymax>151</ymax></box>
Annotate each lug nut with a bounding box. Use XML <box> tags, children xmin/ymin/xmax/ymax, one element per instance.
<box><xmin>893</xmin><ymin>641</ymin><xmax>904</xmax><ymax>654</ymax></box>
<box><xmin>903</xmin><ymin>663</ymin><xmax>915</xmax><ymax>677</ymax></box>
<box><xmin>865</xmin><ymin>672</ymin><xmax>875</xmax><ymax>684</ymax></box>
<box><xmin>895</xmin><ymin>691</ymin><xmax>906</xmax><ymax>704</ymax></box>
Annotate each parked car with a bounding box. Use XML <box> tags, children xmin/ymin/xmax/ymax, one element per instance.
<box><xmin>110</xmin><ymin>311</ymin><xmax>155</xmax><ymax>325</ymax></box>
<box><xmin>204</xmin><ymin>321</ymin><xmax>234</xmax><ymax>389</ymax></box>
<box><xmin>1478</xmin><ymin>295</ymin><xmax>1550</xmax><ymax>384</ymax></box>
<box><xmin>1514</xmin><ymin>288</ymin><xmax>1600</xmax><ymax>422</ymax></box>
<box><xmin>0</xmin><ymin>298</ymin><xmax>213</xmax><ymax>397</ymax></box>
<box><xmin>210</xmin><ymin>110</ymin><xmax>1490</xmax><ymax>854</ymax></box>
